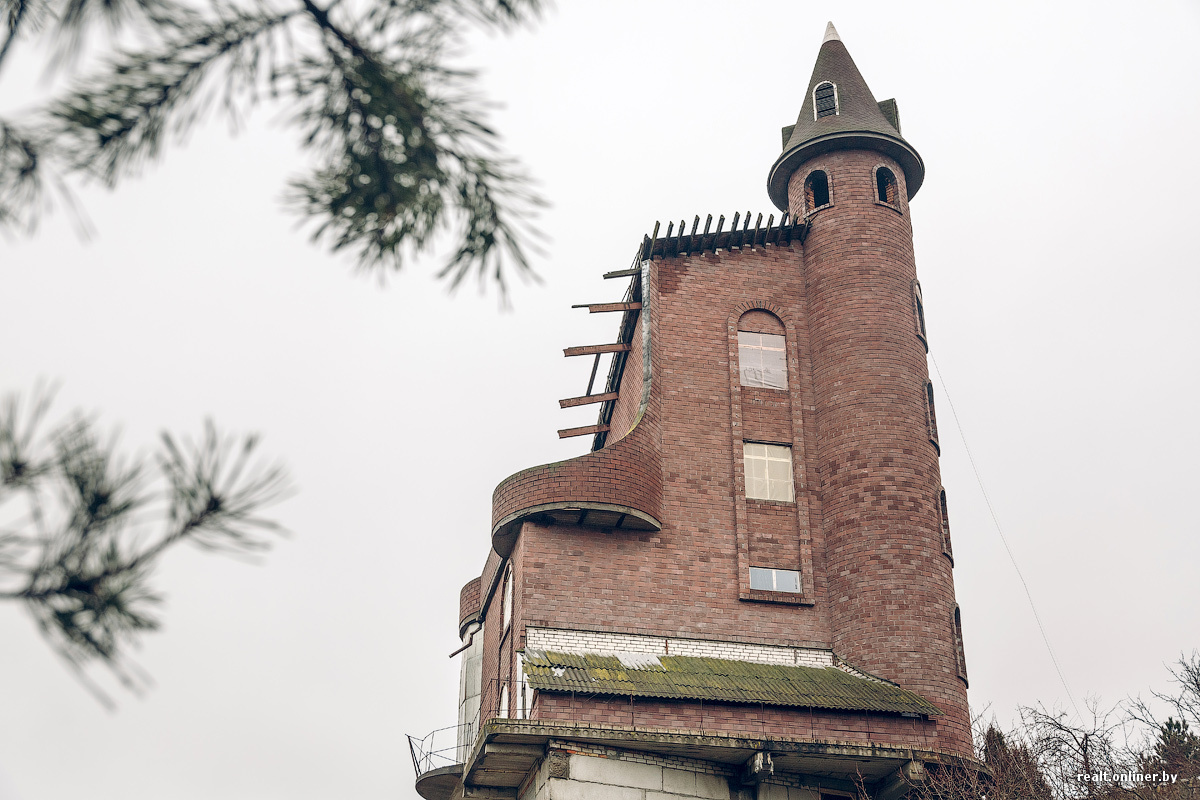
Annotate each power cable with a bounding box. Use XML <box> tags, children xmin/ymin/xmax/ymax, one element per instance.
<box><xmin>930</xmin><ymin>353</ymin><xmax>1082</xmax><ymax>720</ymax></box>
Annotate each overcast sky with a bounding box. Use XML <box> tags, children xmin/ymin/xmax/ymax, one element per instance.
<box><xmin>2</xmin><ymin>1</ymin><xmax>1199</xmax><ymax>798</ymax></box>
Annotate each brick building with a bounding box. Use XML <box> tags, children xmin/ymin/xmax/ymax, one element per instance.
<box><xmin>412</xmin><ymin>23</ymin><xmax>975</xmax><ymax>800</ymax></box>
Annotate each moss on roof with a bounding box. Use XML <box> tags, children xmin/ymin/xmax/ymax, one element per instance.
<box><xmin>523</xmin><ymin>650</ymin><xmax>941</xmax><ymax>716</ymax></box>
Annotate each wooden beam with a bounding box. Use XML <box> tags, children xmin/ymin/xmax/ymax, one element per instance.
<box><xmin>563</xmin><ymin>343</ymin><xmax>632</xmax><ymax>357</ymax></box>
<box><xmin>603</xmin><ymin>268</ymin><xmax>640</xmax><ymax>279</ymax></box>
<box><xmin>558</xmin><ymin>424</ymin><xmax>610</xmax><ymax>439</ymax></box>
<box><xmin>570</xmin><ymin>302</ymin><xmax>643</xmax><ymax>313</ymax></box>
<box><xmin>559</xmin><ymin>392</ymin><xmax>619</xmax><ymax>409</ymax></box>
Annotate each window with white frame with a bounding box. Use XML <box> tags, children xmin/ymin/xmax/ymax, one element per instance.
<box><xmin>502</xmin><ymin>566</ymin><xmax>513</xmax><ymax>630</ymax></box>
<box><xmin>498</xmin><ymin>684</ymin><xmax>509</xmax><ymax>719</ymax></box>
<box><xmin>515</xmin><ymin>651</ymin><xmax>528</xmax><ymax>719</ymax></box>
<box><xmin>738</xmin><ymin>331</ymin><xmax>788</xmax><ymax>389</ymax></box>
<box><xmin>813</xmin><ymin>81</ymin><xmax>838</xmax><ymax>119</ymax></box>
<box><xmin>743</xmin><ymin>443</ymin><xmax>795</xmax><ymax>502</ymax></box>
<box><xmin>749</xmin><ymin>567</ymin><xmax>801</xmax><ymax>593</ymax></box>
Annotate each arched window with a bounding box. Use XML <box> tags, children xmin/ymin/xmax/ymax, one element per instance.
<box><xmin>912</xmin><ymin>280</ymin><xmax>929</xmax><ymax>351</ymax></box>
<box><xmin>953</xmin><ymin>606</ymin><xmax>969</xmax><ymax>685</ymax></box>
<box><xmin>938</xmin><ymin>488</ymin><xmax>953</xmax><ymax>561</ymax></box>
<box><xmin>737</xmin><ymin>310</ymin><xmax>787</xmax><ymax>389</ymax></box>
<box><xmin>813</xmin><ymin>81</ymin><xmax>838</xmax><ymax>119</ymax></box>
<box><xmin>925</xmin><ymin>382</ymin><xmax>940</xmax><ymax>454</ymax></box>
<box><xmin>875</xmin><ymin>166</ymin><xmax>898</xmax><ymax>205</ymax></box>
<box><xmin>804</xmin><ymin>170</ymin><xmax>831</xmax><ymax>212</ymax></box>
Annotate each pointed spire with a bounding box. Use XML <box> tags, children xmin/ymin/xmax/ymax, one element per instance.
<box><xmin>767</xmin><ymin>24</ymin><xmax>925</xmax><ymax>210</ymax></box>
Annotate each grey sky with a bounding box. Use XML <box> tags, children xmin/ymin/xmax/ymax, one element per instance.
<box><xmin>2</xmin><ymin>1</ymin><xmax>1199</xmax><ymax>798</ymax></box>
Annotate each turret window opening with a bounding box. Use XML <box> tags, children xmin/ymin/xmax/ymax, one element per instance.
<box><xmin>925</xmin><ymin>382</ymin><xmax>940</xmax><ymax>454</ymax></box>
<box><xmin>813</xmin><ymin>81</ymin><xmax>838</xmax><ymax>119</ymax></box>
<box><xmin>875</xmin><ymin>166</ymin><xmax>898</xmax><ymax>205</ymax></box>
<box><xmin>939</xmin><ymin>488</ymin><xmax>953</xmax><ymax>561</ymax></box>
<box><xmin>953</xmin><ymin>606</ymin><xmax>969</xmax><ymax>685</ymax></box>
<box><xmin>804</xmin><ymin>170</ymin><xmax>831</xmax><ymax>213</ymax></box>
<box><xmin>913</xmin><ymin>280</ymin><xmax>929</xmax><ymax>351</ymax></box>
<box><xmin>743</xmin><ymin>442</ymin><xmax>795</xmax><ymax>502</ymax></box>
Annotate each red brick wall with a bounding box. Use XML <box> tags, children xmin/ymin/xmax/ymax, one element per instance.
<box><xmin>490</xmin><ymin>400</ymin><xmax>662</xmax><ymax>535</ymax></box>
<box><xmin>788</xmin><ymin>149</ymin><xmax>970</xmax><ymax>755</ymax></box>
<box><xmin>473</xmin><ymin>151</ymin><xmax>970</xmax><ymax>758</ymax></box>
<box><xmin>512</xmin><ymin>246</ymin><xmax>833</xmax><ymax>649</ymax></box>
<box><xmin>607</xmin><ymin>312</ymin><xmax>644</xmax><ymax>444</ymax></box>
<box><xmin>459</xmin><ymin>577</ymin><xmax>481</xmax><ymax>633</ymax></box>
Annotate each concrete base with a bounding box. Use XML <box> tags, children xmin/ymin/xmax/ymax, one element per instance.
<box><xmin>516</xmin><ymin>743</ymin><xmax>857</xmax><ymax>800</ymax></box>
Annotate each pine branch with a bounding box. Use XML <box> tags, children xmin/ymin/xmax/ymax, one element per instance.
<box><xmin>4</xmin><ymin>0</ymin><xmax>546</xmax><ymax>295</ymax></box>
<box><xmin>0</xmin><ymin>390</ymin><xmax>290</xmax><ymax>700</ymax></box>
<box><xmin>47</xmin><ymin>4</ymin><xmax>297</xmax><ymax>184</ymax></box>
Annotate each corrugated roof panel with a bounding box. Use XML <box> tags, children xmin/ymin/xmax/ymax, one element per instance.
<box><xmin>523</xmin><ymin>651</ymin><xmax>941</xmax><ymax>716</ymax></box>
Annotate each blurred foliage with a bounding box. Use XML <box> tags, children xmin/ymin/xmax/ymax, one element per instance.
<box><xmin>0</xmin><ymin>0</ymin><xmax>544</xmax><ymax>294</ymax></box>
<box><xmin>905</xmin><ymin>653</ymin><xmax>1200</xmax><ymax>800</ymax></box>
<box><xmin>0</xmin><ymin>389</ymin><xmax>290</xmax><ymax>705</ymax></box>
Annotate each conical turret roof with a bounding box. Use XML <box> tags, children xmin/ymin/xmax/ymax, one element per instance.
<box><xmin>767</xmin><ymin>23</ymin><xmax>924</xmax><ymax>210</ymax></box>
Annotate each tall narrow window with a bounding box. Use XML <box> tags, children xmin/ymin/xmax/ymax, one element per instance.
<box><xmin>515</xmin><ymin>651</ymin><xmax>528</xmax><ymax>719</ymax></box>
<box><xmin>939</xmin><ymin>488</ymin><xmax>954</xmax><ymax>561</ymax></box>
<box><xmin>876</xmin><ymin>166</ymin><xmax>898</xmax><ymax>205</ymax></box>
<box><xmin>804</xmin><ymin>170</ymin><xmax>830</xmax><ymax>211</ymax></box>
<box><xmin>502</xmin><ymin>566</ymin><xmax>513</xmax><ymax>630</ymax></box>
<box><xmin>743</xmin><ymin>443</ymin><xmax>795</xmax><ymax>502</ymax></box>
<box><xmin>912</xmin><ymin>280</ymin><xmax>929</xmax><ymax>351</ymax></box>
<box><xmin>498</xmin><ymin>683</ymin><xmax>509</xmax><ymax>719</ymax></box>
<box><xmin>813</xmin><ymin>81</ymin><xmax>838</xmax><ymax>119</ymax></box>
<box><xmin>925</xmin><ymin>382</ymin><xmax>940</xmax><ymax>453</ymax></box>
<box><xmin>738</xmin><ymin>331</ymin><xmax>787</xmax><ymax>389</ymax></box>
<box><xmin>953</xmin><ymin>606</ymin><xmax>969</xmax><ymax>685</ymax></box>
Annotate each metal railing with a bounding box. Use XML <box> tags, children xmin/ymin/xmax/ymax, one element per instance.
<box><xmin>407</xmin><ymin>721</ymin><xmax>471</xmax><ymax>778</ymax></box>
<box><xmin>407</xmin><ymin>678</ymin><xmax>529</xmax><ymax>779</ymax></box>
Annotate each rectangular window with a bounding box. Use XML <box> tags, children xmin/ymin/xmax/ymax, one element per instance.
<box><xmin>743</xmin><ymin>442</ymin><xmax>795</xmax><ymax>501</ymax></box>
<box><xmin>738</xmin><ymin>332</ymin><xmax>787</xmax><ymax>389</ymax></box>
<box><xmin>749</xmin><ymin>567</ymin><xmax>801</xmax><ymax>593</ymax></box>
<box><xmin>498</xmin><ymin>684</ymin><xmax>509</xmax><ymax>719</ymax></box>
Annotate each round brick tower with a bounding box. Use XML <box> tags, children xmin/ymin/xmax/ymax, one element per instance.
<box><xmin>768</xmin><ymin>23</ymin><xmax>971</xmax><ymax>755</ymax></box>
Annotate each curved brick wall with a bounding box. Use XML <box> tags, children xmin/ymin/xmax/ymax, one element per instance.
<box><xmin>490</xmin><ymin>407</ymin><xmax>662</xmax><ymax>552</ymax></box>
<box><xmin>788</xmin><ymin>149</ymin><xmax>971</xmax><ymax>756</ymax></box>
<box><xmin>459</xmin><ymin>576</ymin><xmax>481</xmax><ymax>636</ymax></box>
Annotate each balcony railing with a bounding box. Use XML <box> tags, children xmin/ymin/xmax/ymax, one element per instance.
<box><xmin>408</xmin><ymin>678</ymin><xmax>529</xmax><ymax>779</ymax></box>
<box><xmin>407</xmin><ymin>721</ymin><xmax>472</xmax><ymax>778</ymax></box>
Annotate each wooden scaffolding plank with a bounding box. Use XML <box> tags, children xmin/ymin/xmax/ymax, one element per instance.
<box><xmin>570</xmin><ymin>302</ymin><xmax>643</xmax><ymax>313</ymax></box>
<box><xmin>558</xmin><ymin>424</ymin><xmax>611</xmax><ymax>439</ymax></box>
<box><xmin>563</xmin><ymin>343</ymin><xmax>632</xmax><ymax>357</ymax></box>
<box><xmin>559</xmin><ymin>392</ymin><xmax>620</xmax><ymax>409</ymax></box>
<box><xmin>603</xmin><ymin>268</ymin><xmax>640</xmax><ymax>279</ymax></box>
